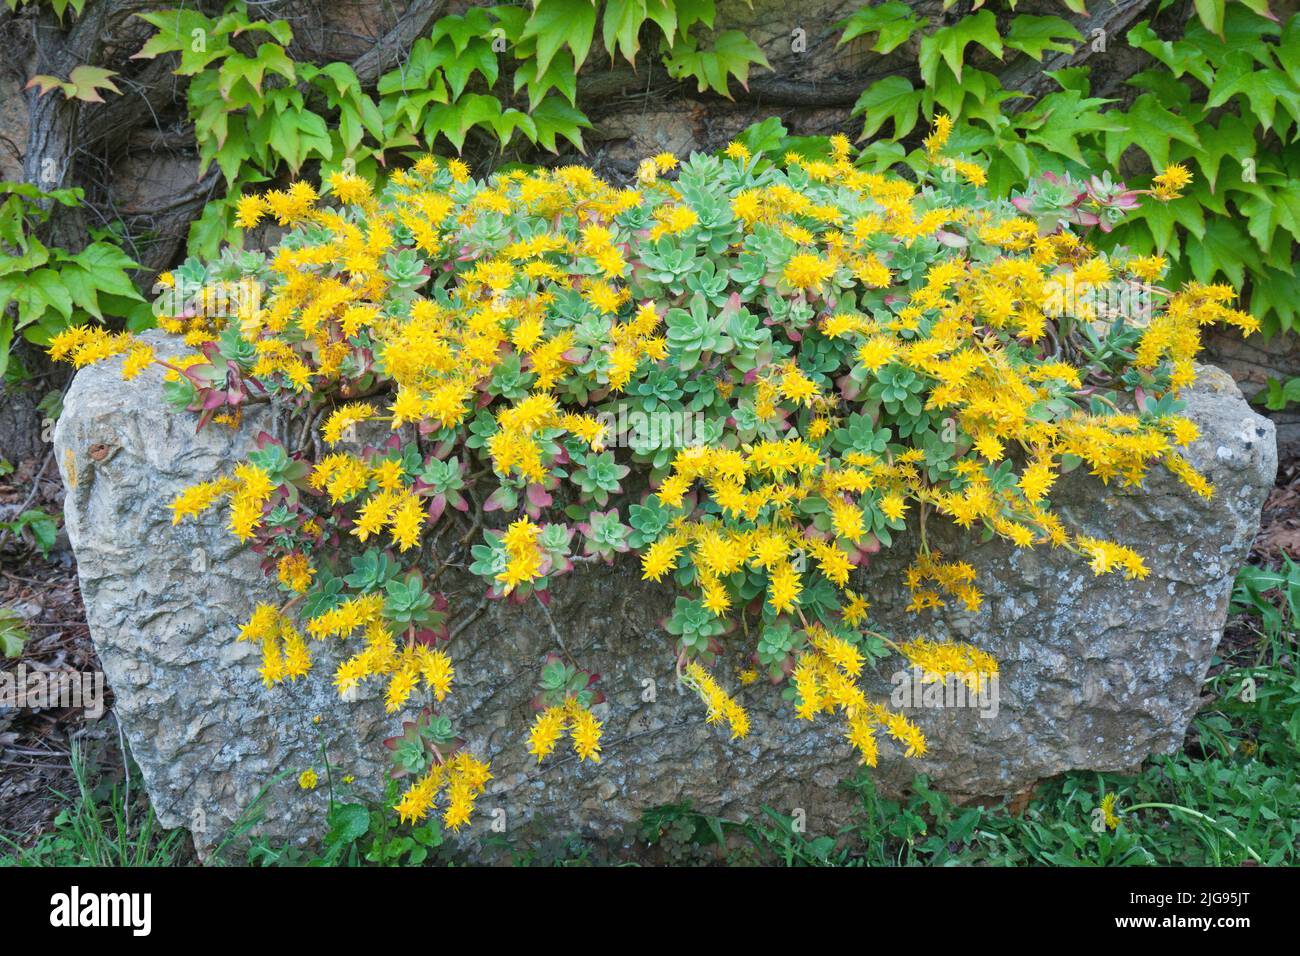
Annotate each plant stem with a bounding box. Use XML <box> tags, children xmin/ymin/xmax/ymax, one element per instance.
<box><xmin>1124</xmin><ymin>802</ymin><xmax>1263</xmax><ymax>864</ymax></box>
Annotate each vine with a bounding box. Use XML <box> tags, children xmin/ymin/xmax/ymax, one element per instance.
<box><xmin>840</xmin><ymin>1</ymin><xmax>1300</xmax><ymax>337</ymax></box>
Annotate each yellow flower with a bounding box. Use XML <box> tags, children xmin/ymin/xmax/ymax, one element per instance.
<box><xmin>653</xmin><ymin>152</ymin><xmax>678</xmax><ymax>172</ymax></box>
<box><xmin>389</xmin><ymin>494</ymin><xmax>425</xmax><ymax>552</ymax></box>
<box><xmin>857</xmin><ymin>336</ymin><xmax>898</xmax><ymax>372</ymax></box>
<box><xmin>277</xmin><ymin>553</ymin><xmax>315</xmax><ymax>593</ymax></box>
<box><xmin>321</xmin><ymin>402</ymin><xmax>374</xmax><ymax>445</ymax></box>
<box><xmin>782</xmin><ymin>252</ymin><xmax>836</xmax><ymax>292</ymax></box>
<box><xmin>683</xmin><ymin>662</ymin><xmax>749</xmax><ymax>740</ymax></box>
<box><xmin>899</xmin><ymin>637</ymin><xmax>998</xmax><ymax>692</ymax></box>
<box><xmin>327</xmin><ymin>170</ymin><xmax>373</xmax><ymax>205</ymax></box>
<box><xmin>724</xmin><ymin>141</ymin><xmax>751</xmax><ymax>164</ymax></box>
<box><xmin>497</xmin><ymin>517</ymin><xmax>544</xmax><ymax>593</ymax></box>
<box><xmin>779</xmin><ymin>364</ymin><xmax>819</xmax><ymax>405</ymax></box>
<box><xmin>842</xmin><ymin>591</ymin><xmax>871</xmax><ymax>627</ymax></box>
<box><xmin>298</xmin><ymin>768</ymin><xmax>318</xmax><ymax>790</ymax></box>
<box><xmin>527</xmin><ymin>706</ymin><xmax>567</xmax><ymax>763</ymax></box>
<box><xmin>1100</xmin><ymin>793</ymin><xmax>1120</xmax><ymax>830</ymax></box>
<box><xmin>924</xmin><ymin>114</ymin><xmax>953</xmax><ymax>157</ymax></box>
<box><xmin>879</xmin><ymin>492</ymin><xmax>907</xmax><ymax>522</ymax></box>
<box><xmin>767</xmin><ymin>561</ymin><xmax>802</xmax><ymax>614</ymax></box>
<box><xmin>1151</xmin><ymin>163</ymin><xmax>1192</xmax><ymax>201</ymax></box>
<box><xmin>169</xmin><ymin>477</ymin><xmax>237</xmax><ymax>524</ymax></box>
<box><xmin>642</xmin><ymin>534</ymin><xmax>684</xmax><ymax>581</ymax></box>
<box><xmin>830</xmin><ymin>498</ymin><xmax>865</xmax><ymax>543</ymax></box>
<box><xmin>120</xmin><ymin>344</ymin><xmax>156</xmax><ymax>380</ymax></box>
<box><xmin>569</xmin><ymin>705</ymin><xmax>603</xmax><ymax>762</ymax></box>
<box><xmin>234</xmin><ymin>194</ymin><xmax>267</xmax><ymax>229</ymax></box>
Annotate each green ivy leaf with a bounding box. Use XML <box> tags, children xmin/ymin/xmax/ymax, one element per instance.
<box><xmin>442</xmin><ymin>40</ymin><xmax>499</xmax><ymax>100</ymax></box>
<box><xmin>1004</xmin><ymin>15</ymin><xmax>1082</xmax><ymax>61</ymax></box>
<box><xmin>515</xmin><ymin>46</ymin><xmax>577</xmax><ymax>109</ymax></box>
<box><xmin>663</xmin><ymin>29</ymin><xmax>770</xmax><ymax>98</ymax></box>
<box><xmin>0</xmin><ymin>315</ymin><xmax>12</xmax><ymax>380</ymax></box>
<box><xmin>430</xmin><ymin>6</ymin><xmax>495</xmax><ymax>54</ymax></box>
<box><xmin>1020</xmin><ymin>90</ymin><xmax>1122</xmax><ymax>165</ymax></box>
<box><xmin>134</xmin><ymin>10</ymin><xmax>228</xmax><ymax>66</ymax></box>
<box><xmin>1184</xmin><ymin>217</ymin><xmax>1261</xmax><ymax>285</ymax></box>
<box><xmin>836</xmin><ymin>2</ymin><xmax>927</xmax><ymax>55</ymax></box>
<box><xmin>532</xmin><ymin>95</ymin><xmax>591</xmax><ymax>152</ymax></box>
<box><xmin>1105</xmin><ymin>93</ymin><xmax>1200</xmax><ymax>170</ymax></box>
<box><xmin>851</xmin><ymin>75</ymin><xmax>922</xmax><ymax>140</ymax></box>
<box><xmin>1250</xmin><ymin>266</ymin><xmax>1300</xmax><ymax>333</ymax></box>
<box><xmin>1240</xmin><ymin>182</ymin><xmax>1300</xmax><ymax>250</ymax></box>
<box><xmin>917</xmin><ymin>10</ymin><xmax>1003</xmax><ymax>85</ymax></box>
<box><xmin>1192</xmin><ymin>0</ymin><xmax>1226</xmax><ymax>38</ymax></box>
<box><xmin>1207</xmin><ymin>50</ymin><xmax>1300</xmax><ymax>135</ymax></box>
<box><xmin>0</xmin><ymin>608</ymin><xmax>28</xmax><ymax>658</ymax></box>
<box><xmin>425</xmin><ymin>93</ymin><xmax>502</xmax><ymax>152</ymax></box>
<box><xmin>523</xmin><ymin>0</ymin><xmax>598</xmax><ymax>78</ymax></box>
<box><xmin>1126</xmin><ymin>21</ymin><xmax>1215</xmax><ymax>87</ymax></box>
<box><xmin>603</xmin><ymin>0</ymin><xmax>650</xmax><ymax>64</ymax></box>
<box><xmin>644</xmin><ymin>0</ymin><xmax>679</xmax><ymax>46</ymax></box>
<box><xmin>0</xmin><ymin>268</ymin><xmax>73</xmax><ymax>329</ymax></box>
<box><xmin>217</xmin><ymin>43</ymin><xmax>295</xmax><ymax>98</ymax></box>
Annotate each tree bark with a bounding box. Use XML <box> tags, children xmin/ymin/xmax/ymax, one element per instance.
<box><xmin>350</xmin><ymin>0</ymin><xmax>447</xmax><ymax>87</ymax></box>
<box><xmin>19</xmin><ymin>0</ymin><xmax>157</xmax><ymax>247</ymax></box>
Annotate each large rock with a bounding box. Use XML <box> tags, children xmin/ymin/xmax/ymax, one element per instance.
<box><xmin>55</xmin><ymin>334</ymin><xmax>1275</xmax><ymax>858</ymax></box>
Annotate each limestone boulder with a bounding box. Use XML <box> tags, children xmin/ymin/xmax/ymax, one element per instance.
<box><xmin>54</xmin><ymin>334</ymin><xmax>1275</xmax><ymax>857</ymax></box>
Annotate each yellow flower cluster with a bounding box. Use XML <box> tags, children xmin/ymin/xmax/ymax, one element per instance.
<box><xmin>163</xmin><ymin>464</ymin><xmax>273</xmax><ymax>541</ymax></box>
<box><xmin>1137</xmin><ymin>282</ymin><xmax>1258</xmax><ymax>390</ymax></box>
<box><xmin>248</xmin><ymin>583</ymin><xmax>455</xmax><ymax>714</ymax></box>
<box><xmin>321</xmin><ymin>402</ymin><xmax>375</xmax><ymax>444</ymax></box>
<box><xmin>904</xmin><ymin>552</ymin><xmax>982</xmax><ymax>614</ymax></box>
<box><xmin>608</xmin><ymin>301</ymin><xmax>667</xmax><ymax>391</ymax></box>
<box><xmin>478</xmin><ymin>390</ymin><xmax>606</xmax><ymax>485</ymax></box>
<box><xmin>394</xmin><ymin>751</ymin><xmax>492</xmax><ymax>830</ymax></box>
<box><xmin>165</xmin><ymin>463</ymin><xmax>274</xmax><ymax>538</ymax></box>
<box><xmin>1076</xmin><ymin>536</ymin><xmax>1150</xmax><ymax>579</ymax></box>
<box><xmin>239</xmin><ymin>602</ymin><xmax>312</xmax><ymax>686</ymax></box>
<box><xmin>526</xmin><ymin>697</ymin><xmax>604</xmax><ymax>763</ymax></box>
<box><xmin>168</xmin><ymin>475</ymin><xmax>239</xmax><ymax>524</ymax></box>
<box><xmin>898</xmin><ymin>637</ymin><xmax>999</xmax><ymax>693</ymax></box>
<box><xmin>48</xmin><ymin>325</ymin><xmax>141</xmax><ymax>371</ymax></box>
<box><xmin>330</xmin><ymin>623</ymin><xmax>454</xmax><ymax>714</ymax></box>
<box><xmin>792</xmin><ymin>626</ymin><xmax>926</xmax><ymax>764</ymax></box>
<box><xmin>497</xmin><ymin>516</ymin><xmax>545</xmax><ymax>594</ymax></box>
<box><xmin>683</xmin><ymin>662</ymin><xmax>750</xmax><ymax>740</ymax></box>
<box><xmin>307</xmin><ymin>451</ymin><xmax>427</xmax><ymax>550</ymax></box>
<box><xmin>228</xmin><ymin>464</ymin><xmax>275</xmax><ymax>541</ymax></box>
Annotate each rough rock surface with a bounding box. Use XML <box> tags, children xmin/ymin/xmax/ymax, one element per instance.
<box><xmin>55</xmin><ymin>335</ymin><xmax>1275</xmax><ymax>858</ymax></box>
<box><xmin>1204</xmin><ymin>327</ymin><xmax>1300</xmax><ymax>462</ymax></box>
